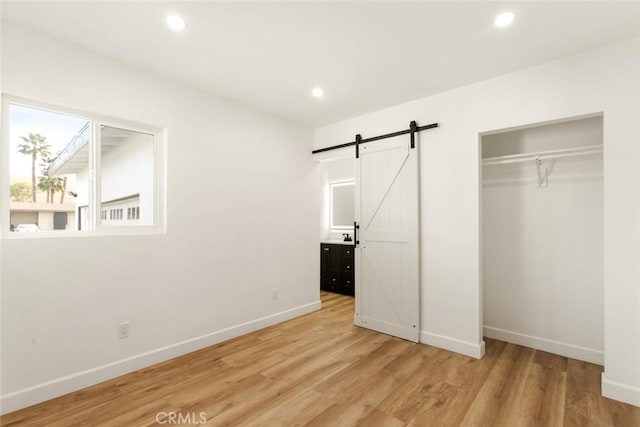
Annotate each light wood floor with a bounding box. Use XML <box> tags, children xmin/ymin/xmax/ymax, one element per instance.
<box><xmin>2</xmin><ymin>292</ymin><xmax>639</xmax><ymax>426</ymax></box>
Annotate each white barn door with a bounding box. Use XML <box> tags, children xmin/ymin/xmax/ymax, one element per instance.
<box><xmin>354</xmin><ymin>134</ymin><xmax>420</xmax><ymax>342</ymax></box>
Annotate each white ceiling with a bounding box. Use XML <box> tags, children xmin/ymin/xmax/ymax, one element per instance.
<box><xmin>2</xmin><ymin>1</ymin><xmax>639</xmax><ymax>126</ymax></box>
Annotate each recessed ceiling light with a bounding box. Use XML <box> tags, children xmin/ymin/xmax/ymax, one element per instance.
<box><xmin>494</xmin><ymin>12</ymin><xmax>514</xmax><ymax>28</ymax></box>
<box><xmin>166</xmin><ymin>15</ymin><xmax>186</xmax><ymax>32</ymax></box>
<box><xmin>311</xmin><ymin>88</ymin><xmax>324</xmax><ymax>98</ymax></box>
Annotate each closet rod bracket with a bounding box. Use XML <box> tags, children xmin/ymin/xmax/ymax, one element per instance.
<box><xmin>535</xmin><ymin>156</ymin><xmax>549</xmax><ymax>188</ymax></box>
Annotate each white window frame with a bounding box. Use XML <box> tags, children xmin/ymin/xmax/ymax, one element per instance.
<box><xmin>1</xmin><ymin>95</ymin><xmax>167</xmax><ymax>238</ymax></box>
<box><xmin>329</xmin><ymin>179</ymin><xmax>355</xmax><ymax>231</ymax></box>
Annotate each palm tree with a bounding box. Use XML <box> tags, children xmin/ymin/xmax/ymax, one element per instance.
<box><xmin>59</xmin><ymin>176</ymin><xmax>67</xmax><ymax>204</ymax></box>
<box><xmin>38</xmin><ymin>157</ymin><xmax>53</xmax><ymax>203</ymax></box>
<box><xmin>17</xmin><ymin>133</ymin><xmax>51</xmax><ymax>202</ymax></box>
<box><xmin>37</xmin><ymin>156</ymin><xmax>65</xmax><ymax>204</ymax></box>
<box><xmin>37</xmin><ymin>175</ymin><xmax>55</xmax><ymax>203</ymax></box>
<box><xmin>41</xmin><ymin>149</ymin><xmax>68</xmax><ymax>204</ymax></box>
<box><xmin>51</xmin><ymin>177</ymin><xmax>65</xmax><ymax>203</ymax></box>
<box><xmin>38</xmin><ymin>175</ymin><xmax>65</xmax><ymax>204</ymax></box>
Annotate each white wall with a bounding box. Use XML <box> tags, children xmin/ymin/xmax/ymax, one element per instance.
<box><xmin>314</xmin><ymin>38</ymin><xmax>640</xmax><ymax>406</ymax></box>
<box><xmin>0</xmin><ymin>23</ymin><xmax>320</xmax><ymax>413</ymax></box>
<box><xmin>482</xmin><ymin>117</ymin><xmax>604</xmax><ymax>364</ymax></box>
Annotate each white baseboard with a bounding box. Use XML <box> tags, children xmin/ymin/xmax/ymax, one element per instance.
<box><xmin>420</xmin><ymin>331</ymin><xmax>485</xmax><ymax>359</ymax></box>
<box><xmin>483</xmin><ymin>326</ymin><xmax>603</xmax><ymax>365</ymax></box>
<box><xmin>0</xmin><ymin>300</ymin><xmax>321</xmax><ymax>415</ymax></box>
<box><xmin>602</xmin><ymin>374</ymin><xmax>640</xmax><ymax>407</ymax></box>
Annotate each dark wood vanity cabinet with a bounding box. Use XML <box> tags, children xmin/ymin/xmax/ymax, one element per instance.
<box><xmin>320</xmin><ymin>243</ymin><xmax>355</xmax><ymax>296</ymax></box>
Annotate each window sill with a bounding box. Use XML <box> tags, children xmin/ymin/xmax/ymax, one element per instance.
<box><xmin>1</xmin><ymin>226</ymin><xmax>165</xmax><ymax>239</ymax></box>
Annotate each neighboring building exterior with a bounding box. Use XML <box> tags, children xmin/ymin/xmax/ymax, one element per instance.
<box><xmin>10</xmin><ymin>201</ymin><xmax>76</xmax><ymax>231</ymax></box>
<box><xmin>48</xmin><ymin>124</ymin><xmax>154</xmax><ymax>230</ymax></box>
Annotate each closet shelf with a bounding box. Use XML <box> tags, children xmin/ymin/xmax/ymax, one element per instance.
<box><xmin>482</xmin><ymin>144</ymin><xmax>603</xmax><ymax>166</ymax></box>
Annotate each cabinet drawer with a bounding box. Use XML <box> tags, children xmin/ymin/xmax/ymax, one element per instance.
<box><xmin>342</xmin><ymin>246</ymin><xmax>354</xmax><ymax>259</ymax></box>
<box><xmin>321</xmin><ymin>272</ymin><xmax>340</xmax><ymax>288</ymax></box>
<box><xmin>341</xmin><ymin>273</ymin><xmax>354</xmax><ymax>288</ymax></box>
<box><xmin>341</xmin><ymin>273</ymin><xmax>354</xmax><ymax>296</ymax></box>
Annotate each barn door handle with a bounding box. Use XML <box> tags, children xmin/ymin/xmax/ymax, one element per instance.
<box><xmin>354</xmin><ymin>222</ymin><xmax>359</xmax><ymax>247</ymax></box>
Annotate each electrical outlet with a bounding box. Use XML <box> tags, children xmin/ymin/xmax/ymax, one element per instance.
<box><xmin>272</xmin><ymin>289</ymin><xmax>278</xmax><ymax>301</ymax></box>
<box><xmin>118</xmin><ymin>322</ymin><xmax>130</xmax><ymax>339</ymax></box>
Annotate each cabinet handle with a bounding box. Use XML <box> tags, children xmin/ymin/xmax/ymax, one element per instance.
<box><xmin>323</xmin><ymin>248</ymin><xmax>329</xmax><ymax>251</ymax></box>
<box><xmin>332</xmin><ymin>279</ymin><xmax>336</xmax><ymax>282</ymax></box>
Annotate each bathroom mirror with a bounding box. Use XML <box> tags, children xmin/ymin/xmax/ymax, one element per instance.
<box><xmin>330</xmin><ymin>181</ymin><xmax>354</xmax><ymax>229</ymax></box>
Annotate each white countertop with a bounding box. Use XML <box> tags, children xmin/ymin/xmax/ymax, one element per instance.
<box><xmin>321</xmin><ymin>240</ymin><xmax>355</xmax><ymax>246</ymax></box>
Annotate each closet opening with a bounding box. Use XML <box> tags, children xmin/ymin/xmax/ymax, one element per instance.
<box><xmin>480</xmin><ymin>114</ymin><xmax>604</xmax><ymax>365</ymax></box>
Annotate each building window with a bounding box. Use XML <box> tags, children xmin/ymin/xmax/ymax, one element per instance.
<box><xmin>3</xmin><ymin>97</ymin><xmax>165</xmax><ymax>235</ymax></box>
<box><xmin>127</xmin><ymin>206</ymin><xmax>140</xmax><ymax>220</ymax></box>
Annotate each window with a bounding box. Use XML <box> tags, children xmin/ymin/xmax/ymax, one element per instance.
<box><xmin>6</xmin><ymin>103</ymin><xmax>89</xmax><ymax>232</ymax></box>
<box><xmin>99</xmin><ymin>126</ymin><xmax>153</xmax><ymax>227</ymax></box>
<box><xmin>3</xmin><ymin>97</ymin><xmax>165</xmax><ymax>235</ymax></box>
<box><xmin>330</xmin><ymin>180</ymin><xmax>355</xmax><ymax>230</ymax></box>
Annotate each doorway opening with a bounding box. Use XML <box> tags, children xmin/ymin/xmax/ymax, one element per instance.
<box><xmin>320</xmin><ymin>157</ymin><xmax>356</xmax><ymax>300</ymax></box>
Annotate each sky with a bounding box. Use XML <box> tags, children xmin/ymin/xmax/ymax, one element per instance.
<box><xmin>9</xmin><ymin>104</ymin><xmax>89</xmax><ymax>183</ymax></box>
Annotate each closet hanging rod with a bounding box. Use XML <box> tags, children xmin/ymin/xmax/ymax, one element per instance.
<box><xmin>484</xmin><ymin>149</ymin><xmax>602</xmax><ymax>165</ymax></box>
<box><xmin>483</xmin><ymin>145</ymin><xmax>602</xmax><ymax>166</ymax></box>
